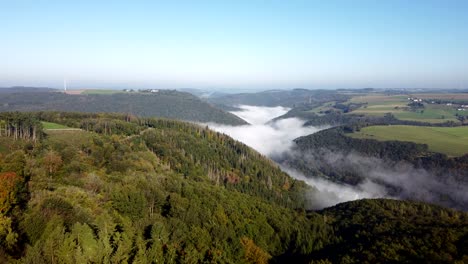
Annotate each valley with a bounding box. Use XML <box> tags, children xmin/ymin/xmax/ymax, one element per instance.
<box><xmin>1</xmin><ymin>111</ymin><xmax>467</xmax><ymax>263</ymax></box>
<box><xmin>208</xmin><ymin>89</ymin><xmax>468</xmax><ymax>212</ymax></box>
<box><xmin>3</xmin><ymin>1</ymin><xmax>468</xmax><ymax>262</ymax></box>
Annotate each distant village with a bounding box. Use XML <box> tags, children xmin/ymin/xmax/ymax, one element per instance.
<box><xmin>407</xmin><ymin>97</ymin><xmax>468</xmax><ymax>111</ymax></box>
<box><xmin>123</xmin><ymin>89</ymin><xmax>159</xmax><ymax>93</ymax></box>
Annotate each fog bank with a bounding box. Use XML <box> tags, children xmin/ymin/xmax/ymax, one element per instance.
<box><xmin>281</xmin><ymin>166</ymin><xmax>387</xmax><ymax>209</ymax></box>
<box><xmin>206</xmin><ymin>105</ymin><xmax>322</xmax><ymax>158</ymax></box>
<box><xmin>207</xmin><ymin>105</ymin><xmax>467</xmax><ymax>210</ymax></box>
<box><xmin>230</xmin><ymin>105</ymin><xmax>290</xmax><ymax>125</ymax></box>
<box><xmin>206</xmin><ymin>105</ymin><xmax>380</xmax><ymax>209</ymax></box>
<box><xmin>307</xmin><ymin>150</ymin><xmax>468</xmax><ymax>209</ymax></box>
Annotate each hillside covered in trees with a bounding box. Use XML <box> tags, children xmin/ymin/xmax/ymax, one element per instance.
<box><xmin>0</xmin><ymin>88</ymin><xmax>247</xmax><ymax>125</ymax></box>
<box><xmin>0</xmin><ymin>112</ymin><xmax>467</xmax><ymax>263</ymax></box>
<box><xmin>207</xmin><ymin>89</ymin><xmax>351</xmax><ymax>108</ymax></box>
<box><xmin>279</xmin><ymin>127</ymin><xmax>468</xmax><ymax>210</ymax></box>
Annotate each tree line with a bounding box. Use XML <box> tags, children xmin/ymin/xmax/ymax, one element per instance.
<box><xmin>0</xmin><ymin>112</ymin><xmax>43</xmax><ymax>142</ymax></box>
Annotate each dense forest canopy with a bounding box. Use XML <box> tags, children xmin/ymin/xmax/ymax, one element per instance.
<box><xmin>0</xmin><ymin>89</ymin><xmax>247</xmax><ymax>125</ymax></box>
<box><xmin>279</xmin><ymin>126</ymin><xmax>468</xmax><ymax>210</ymax></box>
<box><xmin>207</xmin><ymin>89</ymin><xmax>351</xmax><ymax>108</ymax></box>
<box><xmin>0</xmin><ymin>112</ymin><xmax>466</xmax><ymax>263</ymax></box>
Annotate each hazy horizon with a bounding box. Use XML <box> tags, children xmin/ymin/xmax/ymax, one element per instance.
<box><xmin>2</xmin><ymin>0</ymin><xmax>468</xmax><ymax>90</ymax></box>
<box><xmin>2</xmin><ymin>85</ymin><xmax>467</xmax><ymax>92</ymax></box>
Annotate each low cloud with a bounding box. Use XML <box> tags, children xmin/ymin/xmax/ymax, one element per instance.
<box><xmin>281</xmin><ymin>166</ymin><xmax>387</xmax><ymax>210</ymax></box>
<box><xmin>206</xmin><ymin>105</ymin><xmax>387</xmax><ymax>209</ymax></box>
<box><xmin>329</xmin><ymin>151</ymin><xmax>468</xmax><ymax>209</ymax></box>
<box><xmin>206</xmin><ymin>104</ymin><xmax>467</xmax><ymax>210</ymax></box>
<box><xmin>230</xmin><ymin>105</ymin><xmax>291</xmax><ymax>125</ymax></box>
<box><xmin>292</xmin><ymin>149</ymin><xmax>468</xmax><ymax>210</ymax></box>
<box><xmin>206</xmin><ymin>105</ymin><xmax>323</xmax><ymax>158</ymax></box>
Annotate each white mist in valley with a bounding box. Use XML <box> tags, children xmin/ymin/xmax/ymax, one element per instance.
<box><xmin>206</xmin><ymin>105</ymin><xmax>321</xmax><ymax>157</ymax></box>
<box><xmin>282</xmin><ymin>167</ymin><xmax>386</xmax><ymax>210</ymax></box>
<box><xmin>206</xmin><ymin>105</ymin><xmax>382</xmax><ymax>209</ymax></box>
<box><xmin>229</xmin><ymin>105</ymin><xmax>291</xmax><ymax>125</ymax></box>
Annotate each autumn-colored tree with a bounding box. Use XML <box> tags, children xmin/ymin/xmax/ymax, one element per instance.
<box><xmin>240</xmin><ymin>237</ymin><xmax>271</xmax><ymax>264</ymax></box>
<box><xmin>0</xmin><ymin>172</ymin><xmax>22</xmax><ymax>214</ymax></box>
<box><xmin>0</xmin><ymin>172</ymin><xmax>22</xmax><ymax>249</ymax></box>
<box><xmin>43</xmin><ymin>151</ymin><xmax>63</xmax><ymax>176</ymax></box>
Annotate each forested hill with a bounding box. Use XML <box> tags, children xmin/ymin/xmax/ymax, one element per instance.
<box><xmin>0</xmin><ymin>112</ymin><xmax>467</xmax><ymax>263</ymax></box>
<box><xmin>314</xmin><ymin>199</ymin><xmax>468</xmax><ymax>263</ymax></box>
<box><xmin>0</xmin><ymin>112</ymin><xmax>311</xmax><ymax>262</ymax></box>
<box><xmin>0</xmin><ymin>87</ymin><xmax>58</xmax><ymax>93</ymax></box>
<box><xmin>208</xmin><ymin>89</ymin><xmax>350</xmax><ymax>108</ymax></box>
<box><xmin>0</xmin><ymin>89</ymin><xmax>247</xmax><ymax>125</ymax></box>
<box><xmin>281</xmin><ymin>127</ymin><xmax>468</xmax><ymax>210</ymax></box>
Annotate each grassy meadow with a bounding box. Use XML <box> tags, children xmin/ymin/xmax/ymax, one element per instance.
<box><xmin>350</xmin><ymin>125</ymin><xmax>468</xmax><ymax>156</ymax></box>
<box><xmin>348</xmin><ymin>94</ymin><xmax>467</xmax><ymax>123</ymax></box>
<box><xmin>81</xmin><ymin>89</ymin><xmax>126</xmax><ymax>95</ymax></box>
<box><xmin>412</xmin><ymin>93</ymin><xmax>468</xmax><ymax>103</ymax></box>
<box><xmin>41</xmin><ymin>121</ymin><xmax>71</xmax><ymax>129</ymax></box>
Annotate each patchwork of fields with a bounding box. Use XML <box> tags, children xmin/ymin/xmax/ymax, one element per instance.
<box><xmin>80</xmin><ymin>89</ymin><xmax>126</xmax><ymax>95</ymax></box>
<box><xmin>348</xmin><ymin>94</ymin><xmax>468</xmax><ymax>123</ymax></box>
<box><xmin>350</xmin><ymin>125</ymin><xmax>468</xmax><ymax>156</ymax></box>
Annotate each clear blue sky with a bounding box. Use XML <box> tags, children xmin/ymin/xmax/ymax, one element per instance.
<box><xmin>1</xmin><ymin>0</ymin><xmax>468</xmax><ymax>90</ymax></box>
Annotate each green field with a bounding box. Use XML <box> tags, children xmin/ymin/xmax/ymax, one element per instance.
<box><xmin>392</xmin><ymin>105</ymin><xmax>466</xmax><ymax>123</ymax></box>
<box><xmin>350</xmin><ymin>125</ymin><xmax>468</xmax><ymax>156</ymax></box>
<box><xmin>348</xmin><ymin>94</ymin><xmax>466</xmax><ymax>123</ymax></box>
<box><xmin>81</xmin><ymin>89</ymin><xmax>125</xmax><ymax>95</ymax></box>
<box><xmin>413</xmin><ymin>93</ymin><xmax>468</xmax><ymax>103</ymax></box>
<box><xmin>41</xmin><ymin>121</ymin><xmax>71</xmax><ymax>129</ymax></box>
<box><xmin>307</xmin><ymin>101</ymin><xmax>337</xmax><ymax>115</ymax></box>
<box><xmin>349</xmin><ymin>95</ymin><xmax>409</xmax><ymax>115</ymax></box>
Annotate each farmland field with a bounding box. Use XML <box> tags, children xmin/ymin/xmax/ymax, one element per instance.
<box><xmin>393</xmin><ymin>104</ymin><xmax>464</xmax><ymax>123</ymax></box>
<box><xmin>412</xmin><ymin>93</ymin><xmax>468</xmax><ymax>103</ymax></box>
<box><xmin>349</xmin><ymin>125</ymin><xmax>468</xmax><ymax>156</ymax></box>
<box><xmin>81</xmin><ymin>89</ymin><xmax>126</xmax><ymax>95</ymax></box>
<box><xmin>348</xmin><ymin>94</ymin><xmax>467</xmax><ymax>123</ymax></box>
<box><xmin>64</xmin><ymin>89</ymin><xmax>85</xmax><ymax>95</ymax></box>
<box><xmin>349</xmin><ymin>94</ymin><xmax>409</xmax><ymax>115</ymax></box>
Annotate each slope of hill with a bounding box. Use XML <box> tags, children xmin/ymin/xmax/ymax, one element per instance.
<box><xmin>0</xmin><ymin>89</ymin><xmax>247</xmax><ymax>125</ymax></box>
<box><xmin>281</xmin><ymin>127</ymin><xmax>468</xmax><ymax>210</ymax></box>
<box><xmin>0</xmin><ymin>112</ymin><xmax>467</xmax><ymax>263</ymax></box>
<box><xmin>264</xmin><ymin>90</ymin><xmax>468</xmax><ymax>127</ymax></box>
<box><xmin>0</xmin><ymin>112</ymin><xmax>313</xmax><ymax>263</ymax></box>
<box><xmin>208</xmin><ymin>89</ymin><xmax>350</xmax><ymax>108</ymax></box>
<box><xmin>312</xmin><ymin>199</ymin><xmax>468</xmax><ymax>263</ymax></box>
<box><xmin>0</xmin><ymin>87</ymin><xmax>58</xmax><ymax>93</ymax></box>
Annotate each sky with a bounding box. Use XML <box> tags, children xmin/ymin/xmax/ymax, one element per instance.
<box><xmin>1</xmin><ymin>0</ymin><xmax>468</xmax><ymax>90</ymax></box>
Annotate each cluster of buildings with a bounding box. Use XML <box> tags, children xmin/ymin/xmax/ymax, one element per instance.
<box><xmin>123</xmin><ymin>89</ymin><xmax>160</xmax><ymax>93</ymax></box>
<box><xmin>407</xmin><ymin>97</ymin><xmax>423</xmax><ymax>102</ymax></box>
<box><xmin>407</xmin><ymin>96</ymin><xmax>468</xmax><ymax>111</ymax></box>
<box><xmin>457</xmin><ymin>105</ymin><xmax>468</xmax><ymax>111</ymax></box>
